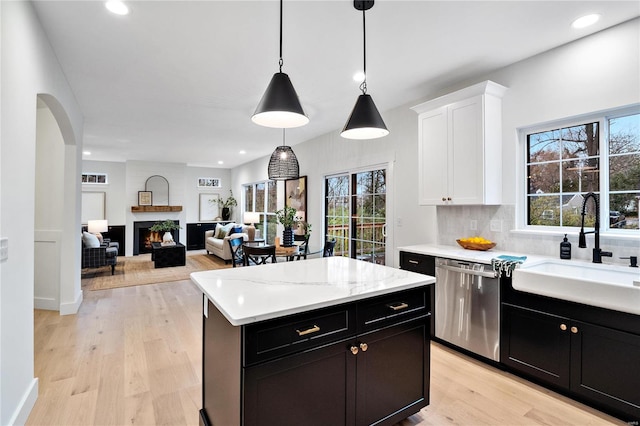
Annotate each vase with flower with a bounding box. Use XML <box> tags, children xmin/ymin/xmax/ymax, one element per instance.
<box><xmin>276</xmin><ymin>206</ymin><xmax>298</xmax><ymax>247</ymax></box>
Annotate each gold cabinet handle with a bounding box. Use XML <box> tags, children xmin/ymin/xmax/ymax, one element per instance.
<box><xmin>560</xmin><ymin>323</ymin><xmax>567</xmax><ymax>331</ymax></box>
<box><xmin>571</xmin><ymin>326</ymin><xmax>578</xmax><ymax>334</ymax></box>
<box><xmin>350</xmin><ymin>345</ymin><xmax>359</xmax><ymax>355</ymax></box>
<box><xmin>408</xmin><ymin>260</ymin><xmax>419</xmax><ymax>264</ymax></box>
<box><xmin>296</xmin><ymin>325</ymin><xmax>320</xmax><ymax>337</ymax></box>
<box><xmin>359</xmin><ymin>342</ymin><xmax>368</xmax><ymax>352</ymax></box>
<box><xmin>388</xmin><ymin>302</ymin><xmax>409</xmax><ymax>311</ymax></box>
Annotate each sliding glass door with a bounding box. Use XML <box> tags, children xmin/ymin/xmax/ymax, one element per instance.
<box><xmin>325</xmin><ymin>168</ymin><xmax>386</xmax><ymax>264</ymax></box>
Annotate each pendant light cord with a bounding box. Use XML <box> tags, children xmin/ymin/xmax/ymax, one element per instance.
<box><xmin>279</xmin><ymin>0</ymin><xmax>283</xmax><ymax>72</ymax></box>
<box><xmin>360</xmin><ymin>6</ymin><xmax>367</xmax><ymax>95</ymax></box>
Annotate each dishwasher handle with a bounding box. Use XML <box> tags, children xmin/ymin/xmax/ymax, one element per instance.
<box><xmin>436</xmin><ymin>263</ymin><xmax>497</xmax><ymax>278</ymax></box>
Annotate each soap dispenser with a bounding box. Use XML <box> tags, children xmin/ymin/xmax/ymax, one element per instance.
<box><xmin>560</xmin><ymin>234</ymin><xmax>572</xmax><ymax>259</ymax></box>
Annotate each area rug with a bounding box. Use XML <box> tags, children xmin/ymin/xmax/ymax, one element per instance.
<box><xmin>82</xmin><ymin>251</ymin><xmax>231</xmax><ymax>291</ymax></box>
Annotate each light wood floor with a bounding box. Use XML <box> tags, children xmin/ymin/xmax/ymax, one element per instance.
<box><xmin>28</xmin><ymin>279</ymin><xmax>625</xmax><ymax>426</ymax></box>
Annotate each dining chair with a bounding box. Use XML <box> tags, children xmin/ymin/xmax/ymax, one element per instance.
<box><xmin>294</xmin><ymin>234</ymin><xmax>309</xmax><ymax>260</ymax></box>
<box><xmin>242</xmin><ymin>244</ymin><xmax>277</xmax><ymax>266</ymax></box>
<box><xmin>323</xmin><ymin>239</ymin><xmax>336</xmax><ymax>257</ymax></box>
<box><xmin>227</xmin><ymin>236</ymin><xmax>245</xmax><ymax>268</ymax></box>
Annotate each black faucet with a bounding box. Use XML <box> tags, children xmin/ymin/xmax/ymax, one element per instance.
<box><xmin>578</xmin><ymin>192</ymin><xmax>613</xmax><ymax>263</ymax></box>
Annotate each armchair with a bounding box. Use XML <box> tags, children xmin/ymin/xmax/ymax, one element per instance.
<box><xmin>82</xmin><ymin>232</ymin><xmax>118</xmax><ymax>275</ymax></box>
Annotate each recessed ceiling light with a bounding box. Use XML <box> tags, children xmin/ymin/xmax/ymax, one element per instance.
<box><xmin>218</xmin><ymin>161</ymin><xmax>224</xmax><ymax>165</ymax></box>
<box><xmin>105</xmin><ymin>1</ymin><xmax>129</xmax><ymax>16</ymax></box>
<box><xmin>239</xmin><ymin>150</ymin><xmax>246</xmax><ymax>155</ymax></box>
<box><xmin>353</xmin><ymin>71</ymin><xmax>365</xmax><ymax>83</ymax></box>
<box><xmin>572</xmin><ymin>14</ymin><xmax>600</xmax><ymax>29</ymax></box>
<box><xmin>83</xmin><ymin>151</ymin><xmax>91</xmax><ymax>156</ymax></box>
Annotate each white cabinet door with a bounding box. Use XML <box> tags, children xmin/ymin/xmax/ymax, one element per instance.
<box><xmin>413</xmin><ymin>81</ymin><xmax>506</xmax><ymax>206</ymax></box>
<box><xmin>449</xmin><ymin>96</ymin><xmax>484</xmax><ymax>204</ymax></box>
<box><xmin>418</xmin><ymin>107</ymin><xmax>448</xmax><ymax>205</ymax></box>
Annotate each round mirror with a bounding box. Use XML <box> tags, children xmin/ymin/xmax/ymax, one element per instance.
<box><xmin>145</xmin><ymin>175</ymin><xmax>169</xmax><ymax>206</ymax></box>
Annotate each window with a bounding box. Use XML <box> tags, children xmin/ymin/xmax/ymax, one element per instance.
<box><xmin>525</xmin><ymin>110</ymin><xmax>639</xmax><ymax>231</ymax></box>
<box><xmin>243</xmin><ymin>181</ymin><xmax>277</xmax><ymax>243</ymax></box>
<box><xmin>325</xmin><ymin>168</ymin><xmax>387</xmax><ymax>264</ymax></box>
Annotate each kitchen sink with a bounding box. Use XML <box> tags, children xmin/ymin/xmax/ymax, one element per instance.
<box><xmin>512</xmin><ymin>259</ymin><xmax>640</xmax><ymax>315</ymax></box>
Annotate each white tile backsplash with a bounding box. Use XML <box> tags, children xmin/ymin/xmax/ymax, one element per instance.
<box><xmin>436</xmin><ymin>205</ymin><xmax>639</xmax><ymax>266</ymax></box>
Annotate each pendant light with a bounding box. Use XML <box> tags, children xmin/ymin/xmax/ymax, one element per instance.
<box><xmin>252</xmin><ymin>0</ymin><xmax>308</xmax><ymax>128</ymax></box>
<box><xmin>341</xmin><ymin>0</ymin><xmax>389</xmax><ymax>140</ymax></box>
<box><xmin>268</xmin><ymin>129</ymin><xmax>300</xmax><ymax>180</ymax></box>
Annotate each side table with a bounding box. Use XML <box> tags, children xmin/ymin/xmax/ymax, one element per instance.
<box><xmin>151</xmin><ymin>242</ymin><xmax>186</xmax><ymax>268</ymax></box>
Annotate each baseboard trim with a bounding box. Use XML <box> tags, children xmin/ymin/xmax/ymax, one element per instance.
<box><xmin>59</xmin><ymin>289</ymin><xmax>83</xmax><ymax>315</ymax></box>
<box><xmin>8</xmin><ymin>377</ymin><xmax>38</xmax><ymax>426</ymax></box>
<box><xmin>34</xmin><ymin>297</ymin><xmax>59</xmax><ymax>311</ymax></box>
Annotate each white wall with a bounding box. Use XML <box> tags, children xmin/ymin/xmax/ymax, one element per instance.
<box><xmin>434</xmin><ymin>18</ymin><xmax>639</xmax><ymax>263</ymax></box>
<box><xmin>232</xmin><ymin>18</ymin><xmax>639</xmax><ymax>266</ymax></box>
<box><xmin>1</xmin><ymin>1</ymin><xmax>83</xmax><ymax>424</ymax></box>
<box><xmin>83</xmin><ymin>160</ymin><xmax>231</xmax><ymax>256</ymax></box>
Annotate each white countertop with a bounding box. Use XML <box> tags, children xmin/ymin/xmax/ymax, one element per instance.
<box><xmin>190</xmin><ymin>256</ymin><xmax>435</xmax><ymax>326</ymax></box>
<box><xmin>398</xmin><ymin>243</ymin><xmax>546</xmax><ymax>264</ymax></box>
<box><xmin>399</xmin><ymin>243</ymin><xmax>639</xmax><ymax>316</ymax></box>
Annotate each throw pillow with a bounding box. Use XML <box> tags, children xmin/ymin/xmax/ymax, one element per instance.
<box><xmin>231</xmin><ymin>226</ymin><xmax>243</xmax><ymax>235</ymax></box>
<box><xmin>218</xmin><ymin>229</ymin><xmax>228</xmax><ymax>239</ymax></box>
<box><xmin>82</xmin><ymin>231</ymin><xmax>100</xmax><ymax>248</ymax></box>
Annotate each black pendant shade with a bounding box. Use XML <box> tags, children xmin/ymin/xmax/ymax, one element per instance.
<box><xmin>252</xmin><ymin>72</ymin><xmax>309</xmax><ymax>128</ymax></box>
<box><xmin>342</xmin><ymin>0</ymin><xmax>388</xmax><ymax>140</ymax></box>
<box><xmin>341</xmin><ymin>94</ymin><xmax>389</xmax><ymax>139</ymax></box>
<box><xmin>268</xmin><ymin>145</ymin><xmax>299</xmax><ymax>180</ymax></box>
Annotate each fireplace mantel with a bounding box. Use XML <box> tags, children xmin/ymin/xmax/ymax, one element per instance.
<box><xmin>131</xmin><ymin>206</ymin><xmax>182</xmax><ymax>212</ymax></box>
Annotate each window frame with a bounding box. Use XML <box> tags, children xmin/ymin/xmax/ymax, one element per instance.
<box><xmin>243</xmin><ymin>180</ymin><xmax>277</xmax><ymax>243</ymax></box>
<box><xmin>518</xmin><ymin>105</ymin><xmax>639</xmax><ymax>236</ymax></box>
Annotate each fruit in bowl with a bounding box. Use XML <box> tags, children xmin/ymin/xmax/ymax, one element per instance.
<box><xmin>456</xmin><ymin>236</ymin><xmax>496</xmax><ymax>251</ymax></box>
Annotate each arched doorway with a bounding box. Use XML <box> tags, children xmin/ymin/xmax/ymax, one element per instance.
<box><xmin>34</xmin><ymin>94</ymin><xmax>82</xmax><ymax>314</ymax></box>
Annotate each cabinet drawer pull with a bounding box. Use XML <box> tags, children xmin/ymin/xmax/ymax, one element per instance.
<box><xmin>560</xmin><ymin>323</ymin><xmax>567</xmax><ymax>331</ymax></box>
<box><xmin>388</xmin><ymin>302</ymin><xmax>409</xmax><ymax>312</ymax></box>
<box><xmin>442</xmin><ymin>197</ymin><xmax>447</xmax><ymax>202</ymax></box>
<box><xmin>571</xmin><ymin>326</ymin><xmax>578</xmax><ymax>334</ymax></box>
<box><xmin>296</xmin><ymin>325</ymin><xmax>320</xmax><ymax>336</ymax></box>
<box><xmin>408</xmin><ymin>260</ymin><xmax>419</xmax><ymax>265</ymax></box>
<box><xmin>359</xmin><ymin>342</ymin><xmax>368</xmax><ymax>352</ymax></box>
<box><xmin>350</xmin><ymin>345</ymin><xmax>359</xmax><ymax>355</ymax></box>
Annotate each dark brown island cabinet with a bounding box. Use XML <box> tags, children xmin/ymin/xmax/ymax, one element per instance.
<box><xmin>200</xmin><ymin>286</ymin><xmax>432</xmax><ymax>426</ymax></box>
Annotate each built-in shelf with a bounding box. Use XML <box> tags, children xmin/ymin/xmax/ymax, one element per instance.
<box><xmin>131</xmin><ymin>206</ymin><xmax>183</xmax><ymax>212</ymax></box>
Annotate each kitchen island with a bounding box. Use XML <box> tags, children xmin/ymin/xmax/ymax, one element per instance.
<box><xmin>191</xmin><ymin>256</ymin><xmax>435</xmax><ymax>426</ymax></box>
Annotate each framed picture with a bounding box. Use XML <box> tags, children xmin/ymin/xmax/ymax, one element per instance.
<box><xmin>199</xmin><ymin>193</ymin><xmax>220</xmax><ymax>221</ymax></box>
<box><xmin>138</xmin><ymin>191</ymin><xmax>152</xmax><ymax>206</ymax></box>
<box><xmin>197</xmin><ymin>177</ymin><xmax>221</xmax><ymax>188</ymax></box>
<box><xmin>285</xmin><ymin>175</ymin><xmax>307</xmax><ymax>221</ymax></box>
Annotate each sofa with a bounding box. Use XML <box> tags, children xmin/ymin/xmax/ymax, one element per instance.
<box><xmin>205</xmin><ymin>223</ymin><xmax>250</xmax><ymax>262</ymax></box>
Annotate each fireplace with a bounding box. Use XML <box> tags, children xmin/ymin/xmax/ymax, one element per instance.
<box><xmin>133</xmin><ymin>220</ymin><xmax>180</xmax><ymax>255</ymax></box>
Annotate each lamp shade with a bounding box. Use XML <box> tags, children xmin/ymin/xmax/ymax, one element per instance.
<box><xmin>268</xmin><ymin>145</ymin><xmax>299</xmax><ymax>180</ymax></box>
<box><xmin>87</xmin><ymin>219</ymin><xmax>108</xmax><ymax>233</ymax></box>
<box><xmin>252</xmin><ymin>72</ymin><xmax>309</xmax><ymax>128</ymax></box>
<box><xmin>341</xmin><ymin>94</ymin><xmax>389</xmax><ymax>140</ymax></box>
<box><xmin>244</xmin><ymin>212</ymin><xmax>261</xmax><ymax>225</ymax></box>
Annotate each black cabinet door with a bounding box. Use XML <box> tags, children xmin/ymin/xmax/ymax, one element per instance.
<box><xmin>501</xmin><ymin>304</ymin><xmax>571</xmax><ymax>388</ymax></box>
<box><xmin>186</xmin><ymin>223</ymin><xmax>216</xmax><ymax>250</ymax></box>
<box><xmin>570</xmin><ymin>321</ymin><xmax>640</xmax><ymax>421</ymax></box>
<box><xmin>356</xmin><ymin>319</ymin><xmax>430</xmax><ymax>426</ymax></box>
<box><xmin>244</xmin><ymin>338</ymin><xmax>356</xmax><ymax>426</ymax></box>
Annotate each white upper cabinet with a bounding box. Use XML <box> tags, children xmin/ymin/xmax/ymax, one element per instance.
<box><xmin>411</xmin><ymin>81</ymin><xmax>507</xmax><ymax>205</ymax></box>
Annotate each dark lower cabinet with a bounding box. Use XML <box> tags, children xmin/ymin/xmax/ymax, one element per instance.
<box><xmin>186</xmin><ymin>223</ymin><xmax>217</xmax><ymax>250</ymax></box>
<box><xmin>502</xmin><ymin>303</ymin><xmax>640</xmax><ymax>422</ymax></box>
<box><xmin>501</xmin><ymin>305</ymin><xmax>571</xmax><ymax>388</ymax></box>
<box><xmin>201</xmin><ymin>287</ymin><xmax>431</xmax><ymax>426</ymax></box>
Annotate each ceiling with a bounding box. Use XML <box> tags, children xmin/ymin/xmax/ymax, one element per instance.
<box><xmin>32</xmin><ymin>1</ymin><xmax>639</xmax><ymax>169</ymax></box>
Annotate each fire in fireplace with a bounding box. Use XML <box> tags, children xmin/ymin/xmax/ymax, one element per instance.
<box><xmin>133</xmin><ymin>221</ymin><xmax>180</xmax><ymax>255</ymax></box>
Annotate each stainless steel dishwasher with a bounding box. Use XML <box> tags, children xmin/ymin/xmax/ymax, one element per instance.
<box><xmin>435</xmin><ymin>257</ymin><xmax>500</xmax><ymax>361</ymax></box>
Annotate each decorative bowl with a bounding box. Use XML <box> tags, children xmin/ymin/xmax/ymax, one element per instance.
<box><xmin>456</xmin><ymin>239</ymin><xmax>496</xmax><ymax>251</ymax></box>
